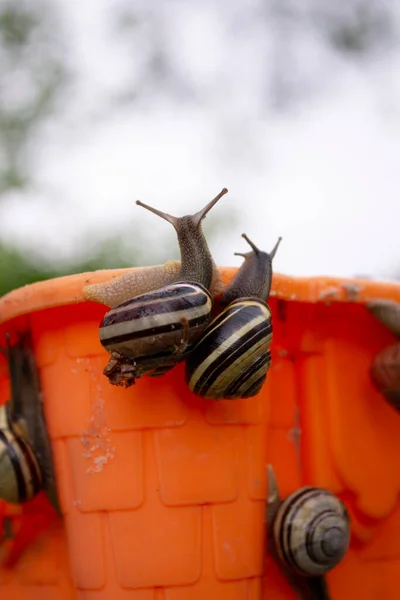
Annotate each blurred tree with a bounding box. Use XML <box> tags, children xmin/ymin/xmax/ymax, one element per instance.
<box><xmin>311</xmin><ymin>1</ymin><xmax>395</xmax><ymax>56</ymax></box>
<box><xmin>265</xmin><ymin>0</ymin><xmax>397</xmax><ymax>109</ymax></box>
<box><xmin>0</xmin><ymin>238</ymin><xmax>136</xmax><ymax>297</ymax></box>
<box><xmin>0</xmin><ymin>207</ymin><xmax>237</xmax><ymax>295</ymax></box>
<box><xmin>0</xmin><ymin>0</ymin><xmax>239</xmax><ymax>297</ymax></box>
<box><xmin>0</xmin><ymin>0</ymin><xmax>68</xmax><ymax>194</ymax></box>
<box><xmin>0</xmin><ymin>0</ymin><xmax>396</xmax><ymax>191</ymax></box>
<box><xmin>111</xmin><ymin>0</ymin><xmax>397</xmax><ymax>111</ymax></box>
<box><xmin>0</xmin><ymin>0</ymin><xmax>399</xmax><ymax>297</ymax></box>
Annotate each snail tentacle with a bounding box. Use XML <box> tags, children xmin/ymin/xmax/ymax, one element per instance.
<box><xmin>94</xmin><ymin>188</ymin><xmax>227</xmax><ymax>387</ymax></box>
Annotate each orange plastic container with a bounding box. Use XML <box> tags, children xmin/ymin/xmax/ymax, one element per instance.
<box><xmin>0</xmin><ymin>496</ymin><xmax>75</xmax><ymax>599</ymax></box>
<box><xmin>1</xmin><ymin>267</ymin><xmax>400</xmax><ymax>599</ymax></box>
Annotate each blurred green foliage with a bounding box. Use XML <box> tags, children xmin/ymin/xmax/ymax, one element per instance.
<box><xmin>0</xmin><ymin>240</ymin><xmax>135</xmax><ymax>297</ymax></box>
<box><xmin>0</xmin><ymin>1</ymin><xmax>239</xmax><ymax>298</ymax></box>
<box><xmin>0</xmin><ymin>202</ymin><xmax>238</xmax><ymax>296</ymax></box>
<box><xmin>0</xmin><ymin>0</ymin><xmax>73</xmax><ymax>297</ymax></box>
<box><xmin>0</xmin><ymin>0</ymin><xmax>68</xmax><ymax>194</ymax></box>
<box><xmin>0</xmin><ymin>0</ymin><xmax>138</xmax><ymax>297</ymax></box>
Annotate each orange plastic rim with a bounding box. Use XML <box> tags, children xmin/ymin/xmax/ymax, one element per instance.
<box><xmin>1</xmin><ymin>267</ymin><xmax>400</xmax><ymax>322</ymax></box>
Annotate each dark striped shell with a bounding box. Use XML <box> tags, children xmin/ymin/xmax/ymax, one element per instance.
<box><xmin>273</xmin><ymin>487</ymin><xmax>350</xmax><ymax>577</ymax></box>
<box><xmin>185</xmin><ymin>297</ymin><xmax>272</xmax><ymax>400</ymax></box>
<box><xmin>0</xmin><ymin>405</ymin><xmax>42</xmax><ymax>504</ymax></box>
<box><xmin>99</xmin><ymin>282</ymin><xmax>213</xmax><ymax>378</ymax></box>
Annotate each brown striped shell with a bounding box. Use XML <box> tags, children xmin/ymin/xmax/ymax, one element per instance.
<box><xmin>367</xmin><ymin>300</ymin><xmax>400</xmax><ymax>337</ymax></box>
<box><xmin>272</xmin><ymin>486</ymin><xmax>350</xmax><ymax>577</ymax></box>
<box><xmin>0</xmin><ymin>404</ymin><xmax>43</xmax><ymax>504</ymax></box>
<box><xmin>184</xmin><ymin>234</ymin><xmax>281</xmax><ymax>401</ymax></box>
<box><xmin>100</xmin><ymin>282</ymin><xmax>213</xmax><ymax>386</ymax></box>
<box><xmin>370</xmin><ymin>342</ymin><xmax>400</xmax><ymax>412</ymax></box>
<box><xmin>185</xmin><ymin>297</ymin><xmax>272</xmax><ymax>400</ymax></box>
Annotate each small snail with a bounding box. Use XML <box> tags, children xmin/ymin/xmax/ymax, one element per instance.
<box><xmin>184</xmin><ymin>233</ymin><xmax>281</xmax><ymax>400</ymax></box>
<box><xmin>0</xmin><ymin>403</ymin><xmax>42</xmax><ymax>504</ymax></box>
<box><xmin>367</xmin><ymin>300</ymin><xmax>400</xmax><ymax>338</ymax></box>
<box><xmin>0</xmin><ymin>333</ymin><xmax>58</xmax><ymax>510</ymax></box>
<box><xmin>370</xmin><ymin>342</ymin><xmax>400</xmax><ymax>412</ymax></box>
<box><xmin>267</xmin><ymin>465</ymin><xmax>350</xmax><ymax>580</ymax></box>
<box><xmin>97</xmin><ymin>188</ymin><xmax>228</xmax><ymax>387</ymax></box>
<box><xmin>273</xmin><ymin>487</ymin><xmax>350</xmax><ymax>577</ymax></box>
<box><xmin>366</xmin><ymin>300</ymin><xmax>400</xmax><ymax>413</ymax></box>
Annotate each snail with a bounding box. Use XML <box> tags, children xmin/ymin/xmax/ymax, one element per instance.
<box><xmin>0</xmin><ymin>402</ymin><xmax>42</xmax><ymax>504</ymax></box>
<box><xmin>0</xmin><ymin>333</ymin><xmax>58</xmax><ymax>511</ymax></box>
<box><xmin>366</xmin><ymin>300</ymin><xmax>400</xmax><ymax>413</ymax></box>
<box><xmin>184</xmin><ymin>233</ymin><xmax>281</xmax><ymax>400</ymax></box>
<box><xmin>273</xmin><ymin>486</ymin><xmax>350</xmax><ymax>577</ymax></box>
<box><xmin>96</xmin><ymin>188</ymin><xmax>228</xmax><ymax>387</ymax></box>
<box><xmin>367</xmin><ymin>299</ymin><xmax>400</xmax><ymax>338</ymax></box>
<box><xmin>370</xmin><ymin>342</ymin><xmax>400</xmax><ymax>412</ymax></box>
<box><xmin>266</xmin><ymin>465</ymin><xmax>350</xmax><ymax>581</ymax></box>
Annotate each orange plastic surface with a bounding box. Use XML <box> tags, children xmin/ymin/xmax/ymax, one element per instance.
<box><xmin>0</xmin><ymin>493</ymin><xmax>75</xmax><ymax>599</ymax></box>
<box><xmin>0</xmin><ymin>267</ymin><xmax>400</xmax><ymax>599</ymax></box>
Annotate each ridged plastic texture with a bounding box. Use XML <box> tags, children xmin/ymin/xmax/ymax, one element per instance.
<box><xmin>0</xmin><ymin>496</ymin><xmax>75</xmax><ymax>598</ymax></box>
<box><xmin>0</xmin><ymin>267</ymin><xmax>399</xmax><ymax>599</ymax></box>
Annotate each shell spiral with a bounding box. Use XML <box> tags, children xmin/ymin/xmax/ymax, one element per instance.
<box><xmin>272</xmin><ymin>486</ymin><xmax>350</xmax><ymax>577</ymax></box>
<box><xmin>185</xmin><ymin>297</ymin><xmax>272</xmax><ymax>400</ymax></box>
<box><xmin>0</xmin><ymin>405</ymin><xmax>43</xmax><ymax>504</ymax></box>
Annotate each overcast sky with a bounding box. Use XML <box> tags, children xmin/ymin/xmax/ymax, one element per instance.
<box><xmin>1</xmin><ymin>0</ymin><xmax>400</xmax><ymax>279</ymax></box>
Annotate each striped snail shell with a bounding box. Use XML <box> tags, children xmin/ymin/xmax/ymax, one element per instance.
<box><xmin>0</xmin><ymin>403</ymin><xmax>42</xmax><ymax>504</ymax></box>
<box><xmin>367</xmin><ymin>300</ymin><xmax>400</xmax><ymax>338</ymax></box>
<box><xmin>184</xmin><ymin>233</ymin><xmax>281</xmax><ymax>400</ymax></box>
<box><xmin>273</xmin><ymin>486</ymin><xmax>350</xmax><ymax>577</ymax></box>
<box><xmin>370</xmin><ymin>342</ymin><xmax>400</xmax><ymax>412</ymax></box>
<box><xmin>98</xmin><ymin>188</ymin><xmax>228</xmax><ymax>386</ymax></box>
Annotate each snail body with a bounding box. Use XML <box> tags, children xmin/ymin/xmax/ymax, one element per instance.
<box><xmin>83</xmin><ymin>260</ymin><xmax>226</xmax><ymax>308</ymax></box>
<box><xmin>0</xmin><ymin>403</ymin><xmax>42</xmax><ymax>504</ymax></box>
<box><xmin>185</xmin><ymin>234</ymin><xmax>281</xmax><ymax>400</ymax></box>
<box><xmin>98</xmin><ymin>188</ymin><xmax>228</xmax><ymax>387</ymax></box>
<box><xmin>272</xmin><ymin>486</ymin><xmax>350</xmax><ymax>577</ymax></box>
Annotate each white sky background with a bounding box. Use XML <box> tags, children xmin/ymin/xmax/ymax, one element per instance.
<box><xmin>1</xmin><ymin>0</ymin><xmax>400</xmax><ymax>279</ymax></box>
